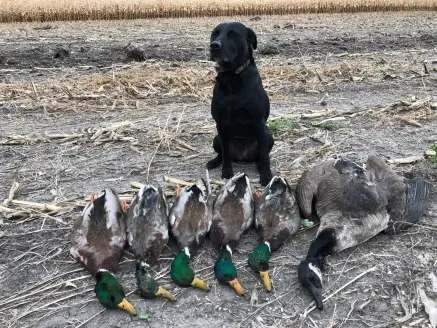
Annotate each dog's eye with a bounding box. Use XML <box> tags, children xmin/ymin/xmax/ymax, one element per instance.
<box><xmin>212</xmin><ymin>30</ymin><xmax>219</xmax><ymax>38</ymax></box>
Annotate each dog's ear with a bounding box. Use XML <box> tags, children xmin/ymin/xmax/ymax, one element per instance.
<box><xmin>247</xmin><ymin>28</ymin><xmax>257</xmax><ymax>50</ymax></box>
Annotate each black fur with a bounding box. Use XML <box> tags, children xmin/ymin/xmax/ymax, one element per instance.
<box><xmin>206</xmin><ymin>22</ymin><xmax>274</xmax><ymax>186</ymax></box>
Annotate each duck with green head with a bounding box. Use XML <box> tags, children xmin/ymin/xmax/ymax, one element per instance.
<box><xmin>210</xmin><ymin>173</ymin><xmax>254</xmax><ymax>296</ymax></box>
<box><xmin>170</xmin><ymin>247</ymin><xmax>209</xmax><ymax>291</ymax></box>
<box><xmin>126</xmin><ymin>185</ymin><xmax>177</xmax><ymax>302</ymax></box>
<box><xmin>168</xmin><ymin>172</ymin><xmax>211</xmax><ymax>291</ymax></box>
<box><xmin>70</xmin><ymin>188</ymin><xmax>136</xmax><ymax>315</ymax></box>
<box><xmin>248</xmin><ymin>176</ymin><xmax>300</xmax><ymax>291</ymax></box>
<box><xmin>135</xmin><ymin>262</ymin><xmax>176</xmax><ymax>301</ymax></box>
<box><xmin>214</xmin><ymin>245</ymin><xmax>244</xmax><ymax>295</ymax></box>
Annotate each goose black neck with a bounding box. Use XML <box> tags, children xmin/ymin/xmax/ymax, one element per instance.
<box><xmin>306</xmin><ymin>228</ymin><xmax>337</xmax><ymax>267</ymax></box>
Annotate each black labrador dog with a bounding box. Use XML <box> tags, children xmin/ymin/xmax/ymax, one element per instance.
<box><xmin>206</xmin><ymin>22</ymin><xmax>274</xmax><ymax>186</ymax></box>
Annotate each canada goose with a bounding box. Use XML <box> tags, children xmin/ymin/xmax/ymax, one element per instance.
<box><xmin>296</xmin><ymin>155</ymin><xmax>429</xmax><ymax>310</ymax></box>
<box><xmin>248</xmin><ymin>175</ymin><xmax>300</xmax><ymax>291</ymax></box>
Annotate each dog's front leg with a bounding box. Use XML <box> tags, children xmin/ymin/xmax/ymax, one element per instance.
<box><xmin>218</xmin><ymin>127</ymin><xmax>234</xmax><ymax>179</ymax></box>
<box><xmin>255</xmin><ymin>123</ymin><xmax>272</xmax><ymax>186</ymax></box>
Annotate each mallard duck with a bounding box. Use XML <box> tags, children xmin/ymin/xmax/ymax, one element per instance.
<box><xmin>210</xmin><ymin>172</ymin><xmax>254</xmax><ymax>296</ymax></box>
<box><xmin>169</xmin><ymin>175</ymin><xmax>212</xmax><ymax>256</ymax></box>
<box><xmin>170</xmin><ymin>248</ymin><xmax>209</xmax><ymax>291</ymax></box>
<box><xmin>168</xmin><ymin>175</ymin><xmax>211</xmax><ymax>291</ymax></box>
<box><xmin>296</xmin><ymin>155</ymin><xmax>430</xmax><ymax>310</ymax></box>
<box><xmin>135</xmin><ymin>262</ymin><xmax>175</xmax><ymax>301</ymax></box>
<box><xmin>70</xmin><ymin>188</ymin><xmax>136</xmax><ymax>315</ymax></box>
<box><xmin>214</xmin><ymin>245</ymin><xmax>244</xmax><ymax>295</ymax></box>
<box><xmin>126</xmin><ymin>185</ymin><xmax>176</xmax><ymax>302</ymax></box>
<box><xmin>248</xmin><ymin>175</ymin><xmax>300</xmax><ymax>291</ymax></box>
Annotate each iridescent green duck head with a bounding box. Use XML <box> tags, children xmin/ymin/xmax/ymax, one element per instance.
<box><xmin>248</xmin><ymin>241</ymin><xmax>271</xmax><ymax>291</ymax></box>
<box><xmin>135</xmin><ymin>262</ymin><xmax>176</xmax><ymax>302</ymax></box>
<box><xmin>171</xmin><ymin>247</ymin><xmax>209</xmax><ymax>291</ymax></box>
<box><xmin>95</xmin><ymin>270</ymin><xmax>136</xmax><ymax>315</ymax></box>
<box><xmin>214</xmin><ymin>245</ymin><xmax>244</xmax><ymax>296</ymax></box>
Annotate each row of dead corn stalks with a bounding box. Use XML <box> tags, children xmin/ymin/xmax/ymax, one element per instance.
<box><xmin>1</xmin><ymin>1</ymin><xmax>437</xmax><ymax>23</ymax></box>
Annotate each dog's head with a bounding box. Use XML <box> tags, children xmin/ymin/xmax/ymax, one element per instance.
<box><xmin>209</xmin><ymin>22</ymin><xmax>257</xmax><ymax>70</ymax></box>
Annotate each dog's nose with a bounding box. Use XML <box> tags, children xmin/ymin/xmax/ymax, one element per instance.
<box><xmin>210</xmin><ymin>41</ymin><xmax>221</xmax><ymax>51</ymax></box>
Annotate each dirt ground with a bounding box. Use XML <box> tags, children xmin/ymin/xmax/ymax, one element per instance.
<box><xmin>1</xmin><ymin>11</ymin><xmax>437</xmax><ymax>328</ymax></box>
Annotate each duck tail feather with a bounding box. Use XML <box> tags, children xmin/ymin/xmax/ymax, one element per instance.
<box><xmin>401</xmin><ymin>178</ymin><xmax>430</xmax><ymax>226</ymax></box>
<box><xmin>234</xmin><ymin>175</ymin><xmax>248</xmax><ymax>199</ymax></box>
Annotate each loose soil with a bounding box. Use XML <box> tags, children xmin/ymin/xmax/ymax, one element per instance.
<box><xmin>1</xmin><ymin>11</ymin><xmax>437</xmax><ymax>328</ymax></box>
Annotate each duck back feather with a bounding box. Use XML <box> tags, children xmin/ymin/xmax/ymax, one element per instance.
<box><xmin>126</xmin><ymin>185</ymin><xmax>169</xmax><ymax>265</ymax></box>
<box><xmin>255</xmin><ymin>176</ymin><xmax>300</xmax><ymax>252</ymax></box>
<box><xmin>169</xmin><ymin>181</ymin><xmax>210</xmax><ymax>256</ymax></box>
<box><xmin>70</xmin><ymin>188</ymin><xmax>126</xmax><ymax>276</ymax></box>
<box><xmin>210</xmin><ymin>173</ymin><xmax>254</xmax><ymax>250</ymax></box>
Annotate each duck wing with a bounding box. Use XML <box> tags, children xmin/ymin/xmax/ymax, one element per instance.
<box><xmin>126</xmin><ymin>185</ymin><xmax>169</xmax><ymax>265</ymax></box>
<box><xmin>169</xmin><ymin>183</ymin><xmax>209</xmax><ymax>256</ymax></box>
<box><xmin>255</xmin><ymin>176</ymin><xmax>300</xmax><ymax>251</ymax></box>
<box><xmin>70</xmin><ymin>188</ymin><xmax>126</xmax><ymax>276</ymax></box>
<box><xmin>210</xmin><ymin>173</ymin><xmax>254</xmax><ymax>250</ymax></box>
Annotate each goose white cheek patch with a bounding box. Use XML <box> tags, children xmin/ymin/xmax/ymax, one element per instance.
<box><xmin>308</xmin><ymin>263</ymin><xmax>323</xmax><ymax>283</ymax></box>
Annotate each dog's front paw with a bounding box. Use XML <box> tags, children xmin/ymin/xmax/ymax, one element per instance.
<box><xmin>221</xmin><ymin>166</ymin><xmax>234</xmax><ymax>179</ymax></box>
<box><xmin>259</xmin><ymin>170</ymin><xmax>272</xmax><ymax>187</ymax></box>
<box><xmin>207</xmin><ymin>157</ymin><xmax>221</xmax><ymax>170</ymax></box>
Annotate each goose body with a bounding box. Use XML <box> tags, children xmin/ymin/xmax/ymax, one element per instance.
<box><xmin>248</xmin><ymin>175</ymin><xmax>300</xmax><ymax>290</ymax></box>
<box><xmin>296</xmin><ymin>155</ymin><xmax>430</xmax><ymax>310</ymax></box>
<box><xmin>70</xmin><ymin>188</ymin><xmax>136</xmax><ymax>315</ymax></box>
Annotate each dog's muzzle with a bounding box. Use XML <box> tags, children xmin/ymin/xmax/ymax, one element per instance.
<box><xmin>210</xmin><ymin>40</ymin><xmax>223</xmax><ymax>61</ymax></box>
<box><xmin>210</xmin><ymin>40</ymin><xmax>222</xmax><ymax>51</ymax></box>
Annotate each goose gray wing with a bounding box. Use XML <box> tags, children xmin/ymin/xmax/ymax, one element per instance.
<box><xmin>365</xmin><ymin>155</ymin><xmax>406</xmax><ymax>223</ymax></box>
<box><xmin>315</xmin><ymin>159</ymin><xmax>389</xmax><ymax>252</ymax></box>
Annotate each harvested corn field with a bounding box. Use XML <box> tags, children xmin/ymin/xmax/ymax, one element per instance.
<box><xmin>1</xmin><ymin>11</ymin><xmax>437</xmax><ymax>328</ymax></box>
<box><xmin>1</xmin><ymin>0</ymin><xmax>437</xmax><ymax>22</ymax></box>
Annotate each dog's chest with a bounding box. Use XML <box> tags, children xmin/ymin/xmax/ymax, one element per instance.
<box><xmin>221</xmin><ymin>109</ymin><xmax>256</xmax><ymax>135</ymax></box>
<box><xmin>215</xmin><ymin>96</ymin><xmax>254</xmax><ymax>124</ymax></box>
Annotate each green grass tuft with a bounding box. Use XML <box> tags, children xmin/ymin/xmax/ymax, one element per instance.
<box><xmin>427</xmin><ymin>144</ymin><xmax>437</xmax><ymax>164</ymax></box>
<box><xmin>315</xmin><ymin>121</ymin><xmax>344</xmax><ymax>131</ymax></box>
<box><xmin>268</xmin><ymin>117</ymin><xmax>299</xmax><ymax>136</ymax></box>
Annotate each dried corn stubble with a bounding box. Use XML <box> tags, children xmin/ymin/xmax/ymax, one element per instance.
<box><xmin>1</xmin><ymin>0</ymin><xmax>437</xmax><ymax>23</ymax></box>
